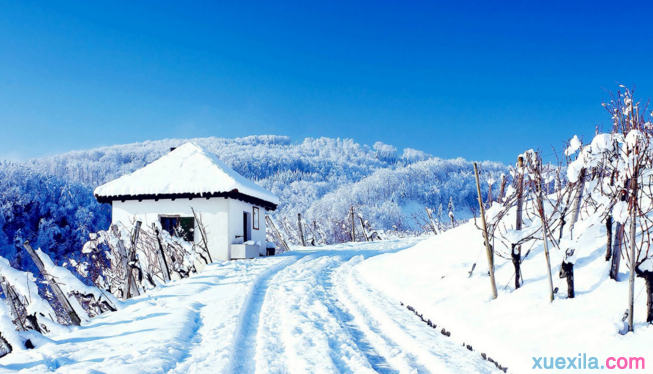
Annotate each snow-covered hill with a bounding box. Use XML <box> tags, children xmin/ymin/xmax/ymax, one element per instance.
<box><xmin>19</xmin><ymin>135</ymin><xmax>506</xmax><ymax>235</ymax></box>
<box><xmin>360</xmin><ymin>221</ymin><xmax>653</xmax><ymax>373</ymax></box>
<box><xmin>0</xmin><ymin>136</ymin><xmax>506</xmax><ymax>268</ymax></box>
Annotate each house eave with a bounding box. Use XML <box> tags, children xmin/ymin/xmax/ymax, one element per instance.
<box><xmin>95</xmin><ymin>190</ymin><xmax>278</xmax><ymax>211</ymax></box>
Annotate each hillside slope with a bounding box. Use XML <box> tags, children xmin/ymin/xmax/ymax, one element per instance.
<box><xmin>359</xmin><ymin>220</ymin><xmax>653</xmax><ymax>372</ymax></box>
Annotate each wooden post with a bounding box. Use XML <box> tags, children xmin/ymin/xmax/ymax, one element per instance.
<box><xmin>610</xmin><ymin>181</ymin><xmax>629</xmax><ymax>280</ymax></box>
<box><xmin>605</xmin><ymin>216</ymin><xmax>613</xmax><ymax>262</ymax></box>
<box><xmin>350</xmin><ymin>206</ymin><xmax>356</xmax><ymax>242</ymax></box>
<box><xmin>473</xmin><ymin>163</ymin><xmax>498</xmax><ymax>300</ymax></box>
<box><xmin>568</xmin><ymin>168</ymin><xmax>585</xmax><ymax>236</ymax></box>
<box><xmin>297</xmin><ymin>213</ymin><xmax>306</xmax><ymax>247</ymax></box>
<box><xmin>497</xmin><ymin>174</ymin><xmax>507</xmax><ymax>203</ymax></box>
<box><xmin>537</xmin><ymin>179</ymin><xmax>555</xmax><ymax>303</ymax></box>
<box><xmin>606</xmin><ymin>172</ymin><xmax>615</xmax><ymax>262</ymax></box>
<box><xmin>111</xmin><ymin>225</ymin><xmax>134</xmax><ymax>300</ymax></box>
<box><xmin>265</xmin><ymin>215</ymin><xmax>290</xmax><ymax>252</ymax></box>
<box><xmin>0</xmin><ymin>277</ymin><xmax>26</xmax><ymax>331</ymax></box>
<box><xmin>513</xmin><ymin>156</ymin><xmax>524</xmax><ymax>289</ymax></box>
<box><xmin>425</xmin><ymin>207</ymin><xmax>438</xmax><ymax>235</ymax></box>
<box><xmin>125</xmin><ymin>221</ymin><xmax>142</xmax><ymax>299</ymax></box>
<box><xmin>314</xmin><ymin>220</ymin><xmax>321</xmax><ymax>245</ymax></box>
<box><xmin>191</xmin><ymin>207</ymin><xmax>212</xmax><ymax>263</ymax></box>
<box><xmin>152</xmin><ymin>224</ymin><xmax>171</xmax><ymax>282</ymax></box>
<box><xmin>562</xmin><ymin>168</ymin><xmax>585</xmax><ymax>298</ymax></box>
<box><xmin>627</xmin><ymin>174</ymin><xmax>638</xmax><ymax>332</ymax></box>
<box><xmin>22</xmin><ymin>241</ymin><xmax>82</xmax><ymax>326</ymax></box>
<box><xmin>485</xmin><ymin>181</ymin><xmax>493</xmax><ymax>208</ymax></box>
<box><xmin>358</xmin><ymin>216</ymin><xmax>370</xmax><ymax>241</ymax></box>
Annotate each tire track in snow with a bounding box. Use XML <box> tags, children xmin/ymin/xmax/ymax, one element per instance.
<box><xmin>229</xmin><ymin>256</ymin><xmax>301</xmax><ymax>373</ymax></box>
<box><xmin>325</xmin><ymin>256</ymin><xmax>425</xmax><ymax>374</ymax></box>
<box><xmin>252</xmin><ymin>255</ymin><xmax>380</xmax><ymax>374</ymax></box>
<box><xmin>343</xmin><ymin>258</ymin><xmax>497</xmax><ymax>374</ymax></box>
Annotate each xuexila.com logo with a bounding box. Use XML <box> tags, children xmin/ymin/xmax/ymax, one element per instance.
<box><xmin>532</xmin><ymin>354</ymin><xmax>645</xmax><ymax>370</ymax></box>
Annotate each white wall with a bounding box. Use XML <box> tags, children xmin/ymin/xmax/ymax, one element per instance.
<box><xmin>111</xmin><ymin>197</ymin><xmax>231</xmax><ymax>261</ymax></box>
<box><xmin>227</xmin><ymin>199</ymin><xmax>268</xmax><ymax>256</ymax></box>
<box><xmin>111</xmin><ymin>197</ymin><xmax>269</xmax><ymax>260</ymax></box>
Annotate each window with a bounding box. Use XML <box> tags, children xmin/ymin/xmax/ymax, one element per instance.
<box><xmin>179</xmin><ymin>217</ymin><xmax>195</xmax><ymax>242</ymax></box>
<box><xmin>159</xmin><ymin>215</ymin><xmax>195</xmax><ymax>242</ymax></box>
<box><xmin>160</xmin><ymin>216</ymin><xmax>178</xmax><ymax>237</ymax></box>
<box><xmin>253</xmin><ymin>207</ymin><xmax>260</xmax><ymax>230</ymax></box>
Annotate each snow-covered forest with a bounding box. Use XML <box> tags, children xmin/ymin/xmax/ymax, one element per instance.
<box><xmin>0</xmin><ymin>136</ymin><xmax>505</xmax><ymax>268</ymax></box>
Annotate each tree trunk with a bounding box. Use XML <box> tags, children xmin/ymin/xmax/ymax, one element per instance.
<box><xmin>561</xmin><ymin>261</ymin><xmax>575</xmax><ymax>298</ymax></box>
<box><xmin>605</xmin><ymin>215</ymin><xmax>613</xmax><ymax>262</ymax></box>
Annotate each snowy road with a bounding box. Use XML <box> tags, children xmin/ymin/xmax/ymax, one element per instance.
<box><xmin>228</xmin><ymin>242</ymin><xmax>498</xmax><ymax>374</ymax></box>
<box><xmin>0</xmin><ymin>239</ymin><xmax>499</xmax><ymax>373</ymax></box>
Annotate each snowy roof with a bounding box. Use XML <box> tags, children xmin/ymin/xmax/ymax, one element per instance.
<box><xmin>94</xmin><ymin>142</ymin><xmax>279</xmax><ymax>208</ymax></box>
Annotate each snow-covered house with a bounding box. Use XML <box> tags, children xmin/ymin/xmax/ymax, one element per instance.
<box><xmin>94</xmin><ymin>142</ymin><xmax>279</xmax><ymax>261</ymax></box>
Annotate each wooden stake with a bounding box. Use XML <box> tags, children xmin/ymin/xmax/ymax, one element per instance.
<box><xmin>125</xmin><ymin>221</ymin><xmax>142</xmax><ymax>299</ymax></box>
<box><xmin>265</xmin><ymin>215</ymin><xmax>290</xmax><ymax>252</ymax></box>
<box><xmin>0</xmin><ymin>277</ymin><xmax>26</xmax><ymax>331</ymax></box>
<box><xmin>358</xmin><ymin>216</ymin><xmax>370</xmax><ymax>241</ymax></box>
<box><xmin>350</xmin><ymin>206</ymin><xmax>356</xmax><ymax>242</ymax></box>
<box><xmin>152</xmin><ymin>224</ymin><xmax>171</xmax><ymax>282</ymax></box>
<box><xmin>610</xmin><ymin>181</ymin><xmax>629</xmax><ymax>280</ymax></box>
<box><xmin>605</xmin><ymin>216</ymin><xmax>613</xmax><ymax>262</ymax></box>
<box><xmin>628</xmin><ymin>174</ymin><xmax>638</xmax><ymax>332</ymax></box>
<box><xmin>191</xmin><ymin>207</ymin><xmax>212</xmax><ymax>263</ymax></box>
<box><xmin>22</xmin><ymin>241</ymin><xmax>82</xmax><ymax>326</ymax></box>
<box><xmin>537</xmin><ymin>178</ymin><xmax>555</xmax><ymax>303</ymax></box>
<box><xmin>297</xmin><ymin>213</ymin><xmax>306</xmax><ymax>247</ymax></box>
<box><xmin>425</xmin><ymin>207</ymin><xmax>438</xmax><ymax>235</ymax></box>
<box><xmin>513</xmin><ymin>156</ymin><xmax>524</xmax><ymax>289</ymax></box>
<box><xmin>562</xmin><ymin>168</ymin><xmax>586</xmax><ymax>298</ymax></box>
<box><xmin>473</xmin><ymin>163</ymin><xmax>498</xmax><ymax>300</ymax></box>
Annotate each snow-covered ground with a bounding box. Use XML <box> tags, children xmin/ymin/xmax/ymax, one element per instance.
<box><xmin>360</xmin><ymin>221</ymin><xmax>653</xmax><ymax>373</ymax></box>
<box><xmin>0</xmin><ymin>238</ymin><xmax>502</xmax><ymax>374</ymax></box>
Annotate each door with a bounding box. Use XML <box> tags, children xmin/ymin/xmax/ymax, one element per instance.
<box><xmin>243</xmin><ymin>212</ymin><xmax>251</xmax><ymax>242</ymax></box>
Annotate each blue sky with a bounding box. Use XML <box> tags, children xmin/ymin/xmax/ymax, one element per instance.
<box><xmin>1</xmin><ymin>0</ymin><xmax>652</xmax><ymax>163</ymax></box>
